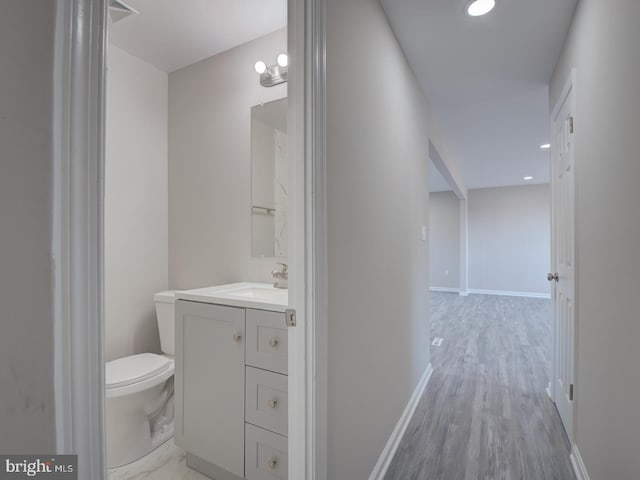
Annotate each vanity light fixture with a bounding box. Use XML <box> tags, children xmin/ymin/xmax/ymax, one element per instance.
<box><xmin>523</xmin><ymin>176</ymin><xmax>534</xmax><ymax>181</ymax></box>
<box><xmin>254</xmin><ymin>53</ymin><xmax>288</xmax><ymax>87</ymax></box>
<box><xmin>254</xmin><ymin>61</ymin><xmax>267</xmax><ymax>74</ymax></box>
<box><xmin>540</xmin><ymin>143</ymin><xmax>551</xmax><ymax>150</ymax></box>
<box><xmin>277</xmin><ymin>53</ymin><xmax>288</xmax><ymax>68</ymax></box>
<box><xmin>466</xmin><ymin>0</ymin><xmax>496</xmax><ymax>17</ymax></box>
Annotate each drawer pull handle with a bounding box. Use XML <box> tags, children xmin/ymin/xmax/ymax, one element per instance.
<box><xmin>267</xmin><ymin>458</ymin><xmax>278</xmax><ymax>470</ymax></box>
<box><xmin>233</xmin><ymin>332</ymin><xmax>242</xmax><ymax>343</ymax></box>
<box><xmin>269</xmin><ymin>337</ymin><xmax>279</xmax><ymax>348</ymax></box>
<box><xmin>268</xmin><ymin>399</ymin><xmax>278</xmax><ymax>409</ymax></box>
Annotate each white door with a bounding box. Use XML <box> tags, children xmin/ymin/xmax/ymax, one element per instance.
<box><xmin>176</xmin><ymin>301</ymin><xmax>246</xmax><ymax>477</ymax></box>
<box><xmin>550</xmin><ymin>74</ymin><xmax>576</xmax><ymax>439</ymax></box>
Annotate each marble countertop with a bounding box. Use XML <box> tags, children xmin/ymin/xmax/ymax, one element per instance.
<box><xmin>175</xmin><ymin>282</ymin><xmax>289</xmax><ymax>313</ymax></box>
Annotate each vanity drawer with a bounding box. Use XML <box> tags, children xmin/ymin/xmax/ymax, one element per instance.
<box><xmin>246</xmin><ymin>309</ymin><xmax>288</xmax><ymax>374</ymax></box>
<box><xmin>246</xmin><ymin>366</ymin><xmax>288</xmax><ymax>436</ymax></box>
<box><xmin>245</xmin><ymin>423</ymin><xmax>288</xmax><ymax>480</ymax></box>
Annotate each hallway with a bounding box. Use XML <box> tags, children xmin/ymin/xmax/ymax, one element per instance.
<box><xmin>385</xmin><ymin>292</ymin><xmax>575</xmax><ymax>480</ymax></box>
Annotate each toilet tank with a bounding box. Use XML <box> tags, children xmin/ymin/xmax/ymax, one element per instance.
<box><xmin>154</xmin><ymin>290</ymin><xmax>177</xmax><ymax>356</ymax></box>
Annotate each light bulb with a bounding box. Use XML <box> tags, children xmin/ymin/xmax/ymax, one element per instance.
<box><xmin>276</xmin><ymin>53</ymin><xmax>288</xmax><ymax>68</ymax></box>
<box><xmin>254</xmin><ymin>61</ymin><xmax>267</xmax><ymax>74</ymax></box>
<box><xmin>467</xmin><ymin>0</ymin><xmax>496</xmax><ymax>17</ymax></box>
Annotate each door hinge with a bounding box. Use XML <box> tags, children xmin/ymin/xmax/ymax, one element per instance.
<box><xmin>285</xmin><ymin>308</ymin><xmax>297</xmax><ymax>327</ymax></box>
<box><xmin>569</xmin><ymin>383</ymin><xmax>574</xmax><ymax>401</ymax></box>
<box><xmin>569</xmin><ymin>116</ymin><xmax>574</xmax><ymax>134</ymax></box>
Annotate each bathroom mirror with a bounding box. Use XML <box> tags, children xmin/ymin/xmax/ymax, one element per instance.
<box><xmin>251</xmin><ymin>97</ymin><xmax>288</xmax><ymax>257</ymax></box>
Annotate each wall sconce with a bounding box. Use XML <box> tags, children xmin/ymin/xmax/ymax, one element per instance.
<box><xmin>254</xmin><ymin>53</ymin><xmax>288</xmax><ymax>87</ymax></box>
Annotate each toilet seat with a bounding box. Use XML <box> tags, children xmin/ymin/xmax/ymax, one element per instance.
<box><xmin>106</xmin><ymin>353</ymin><xmax>174</xmax><ymax>398</ymax></box>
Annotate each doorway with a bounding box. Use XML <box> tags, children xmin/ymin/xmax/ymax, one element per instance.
<box><xmin>52</xmin><ymin>0</ymin><xmax>324</xmax><ymax>478</ymax></box>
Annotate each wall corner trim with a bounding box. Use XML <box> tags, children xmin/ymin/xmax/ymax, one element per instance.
<box><xmin>368</xmin><ymin>363</ymin><xmax>434</xmax><ymax>480</ymax></box>
<box><xmin>570</xmin><ymin>445</ymin><xmax>591</xmax><ymax>480</ymax></box>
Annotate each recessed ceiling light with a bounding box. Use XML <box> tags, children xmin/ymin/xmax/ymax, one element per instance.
<box><xmin>540</xmin><ymin>143</ymin><xmax>551</xmax><ymax>150</ymax></box>
<box><xmin>467</xmin><ymin>0</ymin><xmax>496</xmax><ymax>17</ymax></box>
<box><xmin>523</xmin><ymin>176</ymin><xmax>534</xmax><ymax>181</ymax></box>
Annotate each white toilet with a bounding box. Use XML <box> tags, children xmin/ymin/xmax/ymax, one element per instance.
<box><xmin>106</xmin><ymin>290</ymin><xmax>177</xmax><ymax>468</ymax></box>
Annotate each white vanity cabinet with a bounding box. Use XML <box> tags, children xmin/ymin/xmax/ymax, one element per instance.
<box><xmin>175</xmin><ymin>287</ymin><xmax>288</xmax><ymax>480</ymax></box>
<box><xmin>175</xmin><ymin>300</ymin><xmax>246</xmax><ymax>478</ymax></box>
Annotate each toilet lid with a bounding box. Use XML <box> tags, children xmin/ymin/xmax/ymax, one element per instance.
<box><xmin>106</xmin><ymin>353</ymin><xmax>172</xmax><ymax>389</ymax></box>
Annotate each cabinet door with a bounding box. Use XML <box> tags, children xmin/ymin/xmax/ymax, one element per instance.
<box><xmin>175</xmin><ymin>300</ymin><xmax>245</xmax><ymax>478</ymax></box>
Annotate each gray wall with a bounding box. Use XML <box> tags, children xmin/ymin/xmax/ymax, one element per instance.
<box><xmin>326</xmin><ymin>0</ymin><xmax>431</xmax><ymax>477</ymax></box>
<box><xmin>429</xmin><ymin>191</ymin><xmax>460</xmax><ymax>289</ymax></box>
<box><xmin>551</xmin><ymin>1</ymin><xmax>640</xmax><ymax>477</ymax></box>
<box><xmin>0</xmin><ymin>0</ymin><xmax>56</xmax><ymax>452</ymax></box>
<box><xmin>429</xmin><ymin>186</ymin><xmax>550</xmax><ymax>295</ymax></box>
<box><xmin>105</xmin><ymin>45</ymin><xmax>169</xmax><ymax>362</ymax></box>
<box><xmin>168</xmin><ymin>29</ymin><xmax>287</xmax><ymax>289</ymax></box>
<box><xmin>468</xmin><ymin>185</ymin><xmax>550</xmax><ymax>295</ymax></box>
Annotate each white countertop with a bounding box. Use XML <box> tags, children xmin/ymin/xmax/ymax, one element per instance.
<box><xmin>175</xmin><ymin>282</ymin><xmax>289</xmax><ymax>313</ymax></box>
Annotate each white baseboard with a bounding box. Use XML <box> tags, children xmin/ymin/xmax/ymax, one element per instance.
<box><xmin>459</xmin><ymin>290</ymin><xmax>469</xmax><ymax>296</ymax></box>
<box><xmin>467</xmin><ymin>288</ymin><xmax>551</xmax><ymax>299</ymax></box>
<box><xmin>368</xmin><ymin>363</ymin><xmax>434</xmax><ymax>480</ymax></box>
<box><xmin>429</xmin><ymin>287</ymin><xmax>460</xmax><ymax>293</ymax></box>
<box><xmin>570</xmin><ymin>445</ymin><xmax>590</xmax><ymax>480</ymax></box>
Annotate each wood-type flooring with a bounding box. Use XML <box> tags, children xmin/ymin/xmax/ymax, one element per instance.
<box><xmin>384</xmin><ymin>292</ymin><xmax>576</xmax><ymax>480</ymax></box>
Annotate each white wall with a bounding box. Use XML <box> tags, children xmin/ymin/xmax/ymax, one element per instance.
<box><xmin>429</xmin><ymin>186</ymin><xmax>550</xmax><ymax>295</ymax></box>
<box><xmin>326</xmin><ymin>0</ymin><xmax>431</xmax><ymax>477</ymax></box>
<box><xmin>0</xmin><ymin>0</ymin><xmax>56</xmax><ymax>452</ymax></box>
<box><xmin>168</xmin><ymin>29</ymin><xmax>287</xmax><ymax>289</ymax></box>
<box><xmin>429</xmin><ymin>191</ymin><xmax>460</xmax><ymax>289</ymax></box>
<box><xmin>551</xmin><ymin>2</ymin><xmax>640</xmax><ymax>478</ymax></box>
<box><xmin>468</xmin><ymin>185</ymin><xmax>550</xmax><ymax>296</ymax></box>
<box><xmin>104</xmin><ymin>45</ymin><xmax>169</xmax><ymax>362</ymax></box>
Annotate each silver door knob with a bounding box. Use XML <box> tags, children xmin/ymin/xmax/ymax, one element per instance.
<box><xmin>269</xmin><ymin>338</ymin><xmax>279</xmax><ymax>348</ymax></box>
<box><xmin>233</xmin><ymin>332</ymin><xmax>243</xmax><ymax>342</ymax></box>
<box><xmin>267</xmin><ymin>458</ymin><xmax>278</xmax><ymax>470</ymax></box>
<box><xmin>547</xmin><ymin>272</ymin><xmax>559</xmax><ymax>282</ymax></box>
<box><xmin>268</xmin><ymin>399</ymin><xmax>278</xmax><ymax>409</ymax></box>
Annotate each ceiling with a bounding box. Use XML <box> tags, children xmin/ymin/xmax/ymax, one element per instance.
<box><xmin>108</xmin><ymin>0</ymin><xmax>287</xmax><ymax>72</ymax></box>
<box><xmin>381</xmin><ymin>0</ymin><xmax>578</xmax><ymax>191</ymax></box>
<box><xmin>108</xmin><ymin>0</ymin><xmax>577</xmax><ymax>191</ymax></box>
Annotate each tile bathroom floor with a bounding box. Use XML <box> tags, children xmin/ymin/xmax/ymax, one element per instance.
<box><xmin>108</xmin><ymin>439</ymin><xmax>210</xmax><ymax>480</ymax></box>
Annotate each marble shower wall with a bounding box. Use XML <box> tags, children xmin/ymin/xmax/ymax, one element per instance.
<box><xmin>274</xmin><ymin>128</ymin><xmax>288</xmax><ymax>257</ymax></box>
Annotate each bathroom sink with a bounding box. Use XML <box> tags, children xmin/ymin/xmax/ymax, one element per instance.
<box><xmin>175</xmin><ymin>282</ymin><xmax>289</xmax><ymax>312</ymax></box>
<box><xmin>223</xmin><ymin>286</ymin><xmax>288</xmax><ymax>302</ymax></box>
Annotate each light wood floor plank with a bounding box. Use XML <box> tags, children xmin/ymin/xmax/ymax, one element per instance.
<box><xmin>384</xmin><ymin>293</ymin><xmax>575</xmax><ymax>480</ymax></box>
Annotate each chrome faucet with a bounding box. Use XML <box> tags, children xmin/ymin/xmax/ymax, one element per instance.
<box><xmin>271</xmin><ymin>262</ymin><xmax>288</xmax><ymax>289</ymax></box>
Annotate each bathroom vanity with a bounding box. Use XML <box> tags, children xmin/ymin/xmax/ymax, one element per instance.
<box><xmin>174</xmin><ymin>283</ymin><xmax>289</xmax><ymax>480</ymax></box>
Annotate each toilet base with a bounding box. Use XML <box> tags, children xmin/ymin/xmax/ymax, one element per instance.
<box><xmin>106</xmin><ymin>376</ymin><xmax>174</xmax><ymax>468</ymax></box>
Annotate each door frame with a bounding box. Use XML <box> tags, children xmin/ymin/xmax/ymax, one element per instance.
<box><xmin>549</xmin><ymin>68</ymin><xmax>578</xmax><ymax>443</ymax></box>
<box><xmin>52</xmin><ymin>0</ymin><xmax>327</xmax><ymax>478</ymax></box>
